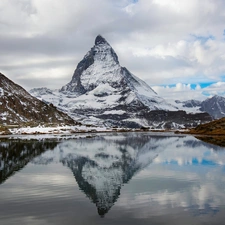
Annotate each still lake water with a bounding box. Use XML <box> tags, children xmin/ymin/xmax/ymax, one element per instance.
<box><xmin>0</xmin><ymin>132</ymin><xmax>225</xmax><ymax>225</ymax></box>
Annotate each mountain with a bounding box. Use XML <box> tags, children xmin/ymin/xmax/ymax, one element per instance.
<box><xmin>200</xmin><ymin>95</ymin><xmax>225</xmax><ymax>119</ymax></box>
<box><xmin>61</xmin><ymin>35</ymin><xmax>159</xmax><ymax>101</ymax></box>
<box><xmin>175</xmin><ymin>95</ymin><xmax>225</xmax><ymax>119</ymax></box>
<box><xmin>30</xmin><ymin>35</ymin><xmax>212</xmax><ymax>128</ymax></box>
<box><xmin>0</xmin><ymin>73</ymin><xmax>75</xmax><ymax>126</ymax></box>
<box><xmin>59</xmin><ymin>35</ymin><xmax>176</xmax><ymax>118</ymax></box>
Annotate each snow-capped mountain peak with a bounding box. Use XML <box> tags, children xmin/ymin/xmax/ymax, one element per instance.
<box><xmin>61</xmin><ymin>35</ymin><xmax>120</xmax><ymax>94</ymax></box>
<box><xmin>60</xmin><ymin>35</ymin><xmax>157</xmax><ymax>98</ymax></box>
<box><xmin>95</xmin><ymin>34</ymin><xmax>108</xmax><ymax>45</ymax></box>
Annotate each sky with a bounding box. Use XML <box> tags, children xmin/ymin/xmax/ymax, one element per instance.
<box><xmin>1</xmin><ymin>0</ymin><xmax>225</xmax><ymax>101</ymax></box>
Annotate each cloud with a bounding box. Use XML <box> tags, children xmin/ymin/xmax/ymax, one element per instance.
<box><xmin>0</xmin><ymin>0</ymin><xmax>225</xmax><ymax>98</ymax></box>
<box><xmin>152</xmin><ymin>81</ymin><xmax>225</xmax><ymax>101</ymax></box>
<box><xmin>152</xmin><ymin>83</ymin><xmax>203</xmax><ymax>101</ymax></box>
<box><xmin>201</xmin><ymin>82</ymin><xmax>225</xmax><ymax>96</ymax></box>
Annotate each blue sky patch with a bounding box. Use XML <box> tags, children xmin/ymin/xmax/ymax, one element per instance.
<box><xmin>199</xmin><ymin>82</ymin><xmax>214</xmax><ymax>88</ymax></box>
<box><xmin>163</xmin><ymin>158</ymin><xmax>218</xmax><ymax>167</ymax></box>
<box><xmin>166</xmin><ymin>83</ymin><xmax>214</xmax><ymax>90</ymax></box>
<box><xmin>191</xmin><ymin>34</ymin><xmax>215</xmax><ymax>43</ymax></box>
<box><xmin>202</xmin><ymin>91</ymin><xmax>211</xmax><ymax>96</ymax></box>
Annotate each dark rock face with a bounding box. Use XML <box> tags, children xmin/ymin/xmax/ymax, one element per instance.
<box><xmin>95</xmin><ymin>35</ymin><xmax>107</xmax><ymax>45</ymax></box>
<box><xmin>182</xmin><ymin>100</ymin><xmax>201</xmax><ymax>108</ymax></box>
<box><xmin>145</xmin><ymin>110</ymin><xmax>212</xmax><ymax>129</ymax></box>
<box><xmin>0</xmin><ymin>73</ymin><xmax>75</xmax><ymax>125</ymax></box>
<box><xmin>60</xmin><ymin>50</ymin><xmax>95</xmax><ymax>94</ymax></box>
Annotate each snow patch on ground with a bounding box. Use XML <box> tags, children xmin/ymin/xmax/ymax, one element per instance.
<box><xmin>64</xmin><ymin>92</ymin><xmax>122</xmax><ymax>110</ymax></box>
<box><xmin>0</xmin><ymin>88</ymin><xmax>3</xmax><ymax>96</ymax></box>
<box><xmin>103</xmin><ymin>110</ymin><xmax>126</xmax><ymax>115</ymax></box>
<box><xmin>171</xmin><ymin>100</ymin><xmax>202</xmax><ymax>113</ymax></box>
<box><xmin>9</xmin><ymin>125</ymin><xmax>112</xmax><ymax>135</ymax></box>
<box><xmin>7</xmin><ymin>124</ymin><xmax>146</xmax><ymax>136</ymax></box>
<box><xmin>89</xmin><ymin>83</ymin><xmax>116</xmax><ymax>96</ymax></box>
<box><xmin>123</xmin><ymin>118</ymin><xmax>149</xmax><ymax>127</ymax></box>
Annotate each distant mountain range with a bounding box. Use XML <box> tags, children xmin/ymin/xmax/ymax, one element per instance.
<box><xmin>0</xmin><ymin>73</ymin><xmax>75</xmax><ymax>126</ymax></box>
<box><xmin>30</xmin><ymin>35</ymin><xmax>212</xmax><ymax>129</ymax></box>
<box><xmin>175</xmin><ymin>95</ymin><xmax>225</xmax><ymax>119</ymax></box>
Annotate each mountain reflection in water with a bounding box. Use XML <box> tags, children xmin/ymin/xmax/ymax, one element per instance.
<box><xmin>0</xmin><ymin>139</ymin><xmax>58</xmax><ymax>184</ymax></box>
<box><xmin>0</xmin><ymin>133</ymin><xmax>225</xmax><ymax>225</ymax></box>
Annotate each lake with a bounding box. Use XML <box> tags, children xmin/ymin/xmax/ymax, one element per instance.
<box><xmin>0</xmin><ymin>132</ymin><xmax>225</xmax><ymax>225</ymax></box>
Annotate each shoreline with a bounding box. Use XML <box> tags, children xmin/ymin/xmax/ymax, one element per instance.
<box><xmin>0</xmin><ymin>127</ymin><xmax>188</xmax><ymax>139</ymax></box>
<box><xmin>1</xmin><ymin>129</ymin><xmax>225</xmax><ymax>147</ymax></box>
<box><xmin>0</xmin><ymin>124</ymin><xmax>184</xmax><ymax>136</ymax></box>
<box><xmin>1</xmin><ymin>125</ymin><xmax>225</xmax><ymax>138</ymax></box>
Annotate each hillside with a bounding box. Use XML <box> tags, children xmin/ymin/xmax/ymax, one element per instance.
<box><xmin>0</xmin><ymin>73</ymin><xmax>75</xmax><ymax>127</ymax></box>
<box><xmin>189</xmin><ymin>117</ymin><xmax>225</xmax><ymax>135</ymax></box>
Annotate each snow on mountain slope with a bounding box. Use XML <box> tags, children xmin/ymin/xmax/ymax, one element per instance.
<box><xmin>30</xmin><ymin>35</ymin><xmax>211</xmax><ymax>128</ymax></box>
<box><xmin>60</xmin><ymin>35</ymin><xmax>174</xmax><ymax>111</ymax></box>
<box><xmin>172</xmin><ymin>100</ymin><xmax>202</xmax><ymax>114</ymax></box>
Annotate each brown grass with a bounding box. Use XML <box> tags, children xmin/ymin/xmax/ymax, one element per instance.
<box><xmin>0</xmin><ymin>126</ymin><xmax>11</xmax><ymax>134</ymax></box>
<box><xmin>188</xmin><ymin>117</ymin><xmax>225</xmax><ymax>135</ymax></box>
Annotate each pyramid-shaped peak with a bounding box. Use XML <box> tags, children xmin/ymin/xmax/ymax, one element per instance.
<box><xmin>95</xmin><ymin>35</ymin><xmax>108</xmax><ymax>45</ymax></box>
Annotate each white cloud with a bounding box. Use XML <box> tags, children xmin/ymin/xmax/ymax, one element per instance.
<box><xmin>0</xmin><ymin>0</ymin><xmax>225</xmax><ymax>98</ymax></box>
<box><xmin>152</xmin><ymin>81</ymin><xmax>225</xmax><ymax>101</ymax></box>
<box><xmin>152</xmin><ymin>83</ymin><xmax>203</xmax><ymax>101</ymax></box>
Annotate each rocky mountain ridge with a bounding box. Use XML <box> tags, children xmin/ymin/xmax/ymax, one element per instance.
<box><xmin>0</xmin><ymin>73</ymin><xmax>75</xmax><ymax>126</ymax></box>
